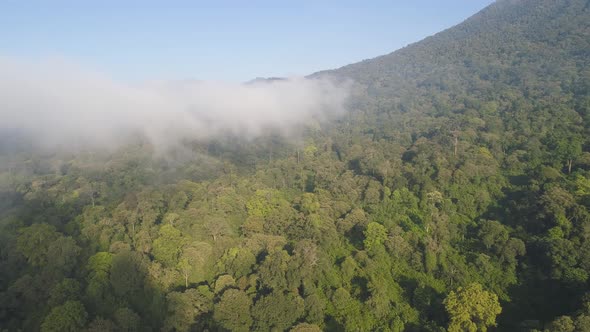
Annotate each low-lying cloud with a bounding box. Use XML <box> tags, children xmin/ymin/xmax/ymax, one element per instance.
<box><xmin>0</xmin><ymin>57</ymin><xmax>351</xmax><ymax>151</ymax></box>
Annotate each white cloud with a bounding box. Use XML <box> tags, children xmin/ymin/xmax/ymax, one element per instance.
<box><xmin>0</xmin><ymin>57</ymin><xmax>351</xmax><ymax>151</ymax></box>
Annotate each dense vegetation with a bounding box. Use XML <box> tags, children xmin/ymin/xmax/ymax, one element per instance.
<box><xmin>2</xmin><ymin>0</ymin><xmax>590</xmax><ymax>331</ymax></box>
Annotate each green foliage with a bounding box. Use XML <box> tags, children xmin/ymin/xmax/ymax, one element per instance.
<box><xmin>299</xmin><ymin>193</ymin><xmax>321</xmax><ymax>215</ymax></box>
<box><xmin>164</xmin><ymin>288</ymin><xmax>212</xmax><ymax>332</ymax></box>
<box><xmin>48</xmin><ymin>279</ymin><xmax>81</xmax><ymax>307</ymax></box>
<box><xmin>252</xmin><ymin>291</ymin><xmax>305</xmax><ymax>331</ymax></box>
<box><xmin>246</xmin><ymin>189</ymin><xmax>282</xmax><ymax>218</ymax></box>
<box><xmin>114</xmin><ymin>307</ymin><xmax>140</xmax><ymax>332</ymax></box>
<box><xmin>363</xmin><ymin>222</ymin><xmax>387</xmax><ymax>252</ymax></box>
<box><xmin>41</xmin><ymin>301</ymin><xmax>88</xmax><ymax>332</ymax></box>
<box><xmin>178</xmin><ymin>242</ymin><xmax>212</xmax><ymax>285</ymax></box>
<box><xmin>330</xmin><ymin>287</ymin><xmax>370</xmax><ymax>331</ymax></box>
<box><xmin>46</xmin><ymin>236</ymin><xmax>81</xmax><ymax>275</ymax></box>
<box><xmin>17</xmin><ymin>223</ymin><xmax>60</xmax><ymax>267</ymax></box>
<box><xmin>85</xmin><ymin>317</ymin><xmax>117</xmax><ymax>332</ymax></box>
<box><xmin>216</xmin><ymin>246</ymin><xmax>256</xmax><ymax>279</ymax></box>
<box><xmin>290</xmin><ymin>323</ymin><xmax>322</xmax><ymax>332</ymax></box>
<box><xmin>213</xmin><ymin>289</ymin><xmax>253</xmax><ymax>332</ymax></box>
<box><xmin>152</xmin><ymin>224</ymin><xmax>186</xmax><ymax>267</ymax></box>
<box><xmin>109</xmin><ymin>251</ymin><xmax>146</xmax><ymax>297</ymax></box>
<box><xmin>545</xmin><ymin>315</ymin><xmax>575</xmax><ymax>332</ymax></box>
<box><xmin>1</xmin><ymin>1</ymin><xmax>590</xmax><ymax>331</ymax></box>
<box><xmin>443</xmin><ymin>283</ymin><xmax>502</xmax><ymax>332</ymax></box>
<box><xmin>214</xmin><ymin>274</ymin><xmax>236</xmax><ymax>294</ymax></box>
<box><xmin>576</xmin><ymin>175</ymin><xmax>590</xmax><ymax>206</ymax></box>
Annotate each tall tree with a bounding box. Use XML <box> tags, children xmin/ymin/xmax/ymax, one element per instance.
<box><xmin>443</xmin><ymin>283</ymin><xmax>501</xmax><ymax>332</ymax></box>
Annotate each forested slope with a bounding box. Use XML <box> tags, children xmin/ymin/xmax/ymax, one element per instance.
<box><xmin>2</xmin><ymin>0</ymin><xmax>590</xmax><ymax>331</ymax></box>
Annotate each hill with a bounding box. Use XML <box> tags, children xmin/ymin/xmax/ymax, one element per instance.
<box><xmin>1</xmin><ymin>0</ymin><xmax>590</xmax><ymax>331</ymax></box>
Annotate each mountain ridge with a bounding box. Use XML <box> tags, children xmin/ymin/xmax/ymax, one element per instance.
<box><xmin>312</xmin><ymin>0</ymin><xmax>590</xmax><ymax>98</ymax></box>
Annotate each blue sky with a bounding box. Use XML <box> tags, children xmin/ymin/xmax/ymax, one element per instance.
<box><xmin>0</xmin><ymin>1</ymin><xmax>494</xmax><ymax>82</ymax></box>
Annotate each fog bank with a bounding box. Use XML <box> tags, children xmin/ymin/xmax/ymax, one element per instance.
<box><xmin>0</xmin><ymin>57</ymin><xmax>351</xmax><ymax>151</ymax></box>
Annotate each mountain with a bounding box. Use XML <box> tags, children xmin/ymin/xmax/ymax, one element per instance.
<box><xmin>310</xmin><ymin>0</ymin><xmax>590</xmax><ymax>328</ymax></box>
<box><xmin>313</xmin><ymin>0</ymin><xmax>590</xmax><ymax>143</ymax></box>
<box><xmin>312</xmin><ymin>0</ymin><xmax>590</xmax><ymax>327</ymax></box>
<box><xmin>245</xmin><ymin>77</ymin><xmax>288</xmax><ymax>85</ymax></box>
<box><xmin>2</xmin><ymin>1</ymin><xmax>590</xmax><ymax>331</ymax></box>
<box><xmin>317</xmin><ymin>0</ymin><xmax>590</xmax><ymax>94</ymax></box>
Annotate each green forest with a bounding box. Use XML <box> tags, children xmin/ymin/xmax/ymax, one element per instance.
<box><xmin>2</xmin><ymin>0</ymin><xmax>590</xmax><ymax>331</ymax></box>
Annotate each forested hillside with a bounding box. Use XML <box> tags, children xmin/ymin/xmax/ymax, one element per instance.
<box><xmin>2</xmin><ymin>0</ymin><xmax>590</xmax><ymax>331</ymax></box>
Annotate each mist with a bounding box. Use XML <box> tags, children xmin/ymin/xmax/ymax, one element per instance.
<box><xmin>0</xmin><ymin>57</ymin><xmax>351</xmax><ymax>152</ymax></box>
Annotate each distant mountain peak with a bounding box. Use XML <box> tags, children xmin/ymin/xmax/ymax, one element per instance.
<box><xmin>245</xmin><ymin>77</ymin><xmax>288</xmax><ymax>85</ymax></box>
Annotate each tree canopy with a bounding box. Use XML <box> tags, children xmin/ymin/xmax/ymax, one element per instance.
<box><xmin>1</xmin><ymin>0</ymin><xmax>590</xmax><ymax>331</ymax></box>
